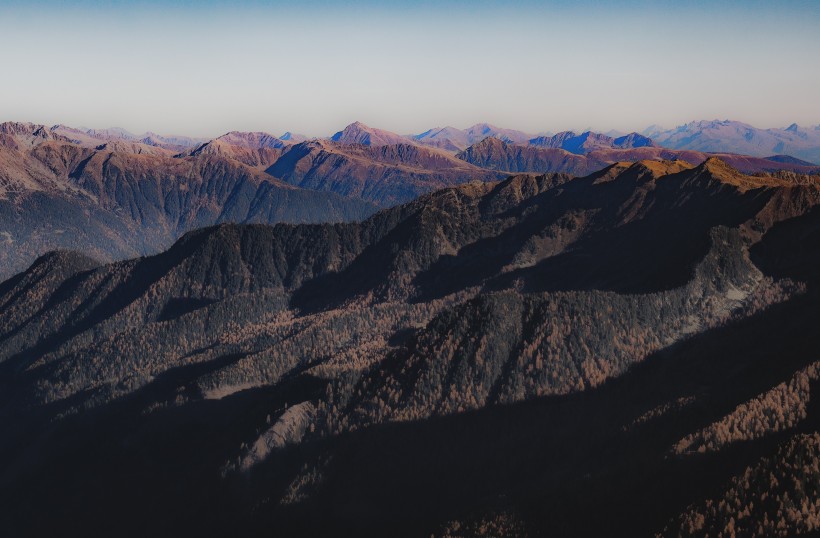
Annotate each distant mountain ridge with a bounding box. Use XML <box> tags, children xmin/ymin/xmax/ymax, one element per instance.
<box><xmin>646</xmin><ymin>120</ymin><xmax>820</xmax><ymax>164</ymax></box>
<box><xmin>279</xmin><ymin>131</ymin><xmax>308</xmax><ymax>143</ymax></box>
<box><xmin>456</xmin><ymin>137</ymin><xmax>820</xmax><ymax>176</ymax></box>
<box><xmin>43</xmin><ymin>118</ymin><xmax>820</xmax><ymax>166</ymax></box>
<box><xmin>411</xmin><ymin>123</ymin><xmax>534</xmax><ymax>151</ymax></box>
<box><xmin>51</xmin><ymin>124</ymin><xmax>208</xmax><ymax>152</ymax></box>
<box><xmin>528</xmin><ymin>130</ymin><xmax>656</xmax><ymax>154</ymax></box>
<box><xmin>266</xmin><ymin>138</ymin><xmax>503</xmax><ymax>206</ymax></box>
<box><xmin>331</xmin><ymin>121</ymin><xmax>411</xmax><ymax>146</ymax></box>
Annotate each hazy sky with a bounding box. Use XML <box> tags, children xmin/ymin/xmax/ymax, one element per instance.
<box><xmin>1</xmin><ymin>0</ymin><xmax>818</xmax><ymax>137</ymax></box>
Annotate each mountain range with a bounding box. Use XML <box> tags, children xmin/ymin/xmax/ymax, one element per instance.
<box><xmin>3</xmin><ymin>118</ymin><xmax>820</xmax><ymax>283</ymax></box>
<box><xmin>645</xmin><ymin>120</ymin><xmax>820</xmax><ymax>164</ymax></box>
<box><xmin>411</xmin><ymin>123</ymin><xmax>534</xmax><ymax>151</ymax></box>
<box><xmin>0</xmin><ymin>122</ymin><xmax>375</xmax><ymax>279</ymax></box>
<box><xmin>527</xmin><ymin>130</ymin><xmax>656</xmax><ymax>153</ymax></box>
<box><xmin>42</xmin><ymin>118</ymin><xmax>820</xmax><ymax>165</ymax></box>
<box><xmin>51</xmin><ymin>124</ymin><xmax>210</xmax><ymax>152</ymax></box>
<box><xmin>1</xmin><ymin>155</ymin><xmax>819</xmax><ymax>536</ymax></box>
<box><xmin>456</xmin><ymin>136</ymin><xmax>820</xmax><ymax>177</ymax></box>
<box><xmin>409</xmin><ymin>120</ymin><xmax>820</xmax><ymax>167</ymax></box>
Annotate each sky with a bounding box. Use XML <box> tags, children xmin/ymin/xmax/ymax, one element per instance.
<box><xmin>1</xmin><ymin>0</ymin><xmax>818</xmax><ymax>137</ymax></box>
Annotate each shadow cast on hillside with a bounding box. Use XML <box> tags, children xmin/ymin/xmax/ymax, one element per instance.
<box><xmin>261</xmin><ymin>290</ymin><xmax>820</xmax><ymax>537</ymax></box>
<box><xmin>1</xmin><ymin>196</ymin><xmax>818</xmax><ymax>537</ymax></box>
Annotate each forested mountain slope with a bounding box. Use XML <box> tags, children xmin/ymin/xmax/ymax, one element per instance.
<box><xmin>1</xmin><ymin>158</ymin><xmax>820</xmax><ymax>537</ymax></box>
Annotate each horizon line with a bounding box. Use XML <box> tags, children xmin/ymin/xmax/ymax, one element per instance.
<box><xmin>4</xmin><ymin>117</ymin><xmax>819</xmax><ymax>141</ymax></box>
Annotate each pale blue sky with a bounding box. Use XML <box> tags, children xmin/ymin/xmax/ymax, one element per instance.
<box><xmin>1</xmin><ymin>0</ymin><xmax>818</xmax><ymax>137</ymax></box>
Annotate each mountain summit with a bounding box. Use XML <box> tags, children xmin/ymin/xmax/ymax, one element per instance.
<box><xmin>330</xmin><ymin>121</ymin><xmax>411</xmax><ymax>146</ymax></box>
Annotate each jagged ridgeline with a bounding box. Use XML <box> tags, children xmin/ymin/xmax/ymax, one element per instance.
<box><xmin>1</xmin><ymin>157</ymin><xmax>820</xmax><ymax>537</ymax></box>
